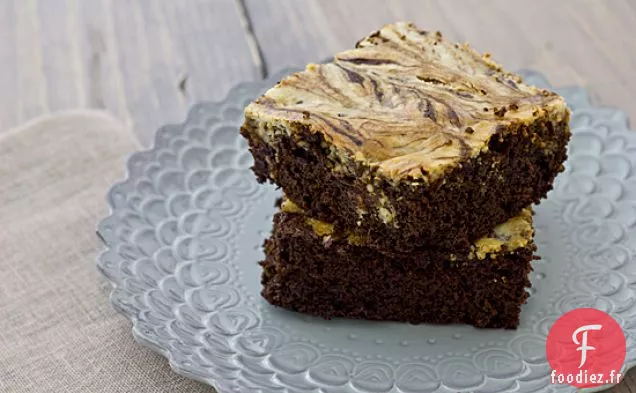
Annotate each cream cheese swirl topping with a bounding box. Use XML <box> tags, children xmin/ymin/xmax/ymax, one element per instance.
<box><xmin>246</xmin><ymin>22</ymin><xmax>568</xmax><ymax>181</ymax></box>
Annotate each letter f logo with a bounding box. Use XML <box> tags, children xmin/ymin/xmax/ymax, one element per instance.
<box><xmin>572</xmin><ymin>324</ymin><xmax>603</xmax><ymax>368</ymax></box>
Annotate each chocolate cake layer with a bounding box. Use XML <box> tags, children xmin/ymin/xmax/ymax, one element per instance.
<box><xmin>242</xmin><ymin>22</ymin><xmax>570</xmax><ymax>251</ymax></box>
<box><xmin>261</xmin><ymin>205</ymin><xmax>536</xmax><ymax>329</ymax></box>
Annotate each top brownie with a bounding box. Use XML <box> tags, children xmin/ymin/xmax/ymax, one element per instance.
<box><xmin>241</xmin><ymin>22</ymin><xmax>570</xmax><ymax>251</ymax></box>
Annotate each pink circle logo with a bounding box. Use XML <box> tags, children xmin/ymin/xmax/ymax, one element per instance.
<box><xmin>546</xmin><ymin>308</ymin><xmax>626</xmax><ymax>388</ymax></box>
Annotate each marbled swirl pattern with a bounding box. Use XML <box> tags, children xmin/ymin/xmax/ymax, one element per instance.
<box><xmin>99</xmin><ymin>70</ymin><xmax>636</xmax><ymax>393</ymax></box>
<box><xmin>245</xmin><ymin>22</ymin><xmax>568</xmax><ymax>180</ymax></box>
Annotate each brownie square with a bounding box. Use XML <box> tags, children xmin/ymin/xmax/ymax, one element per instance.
<box><xmin>260</xmin><ymin>199</ymin><xmax>536</xmax><ymax>329</ymax></box>
<box><xmin>241</xmin><ymin>22</ymin><xmax>570</xmax><ymax>251</ymax></box>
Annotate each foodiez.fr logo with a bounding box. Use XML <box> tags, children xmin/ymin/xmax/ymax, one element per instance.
<box><xmin>546</xmin><ymin>308</ymin><xmax>626</xmax><ymax>388</ymax></box>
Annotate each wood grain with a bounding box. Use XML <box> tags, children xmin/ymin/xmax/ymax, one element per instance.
<box><xmin>1</xmin><ymin>1</ymin><xmax>635</xmax><ymax>391</ymax></box>
<box><xmin>0</xmin><ymin>0</ymin><xmax>259</xmax><ymax>142</ymax></box>
<box><xmin>245</xmin><ymin>0</ymin><xmax>636</xmax><ymax>127</ymax></box>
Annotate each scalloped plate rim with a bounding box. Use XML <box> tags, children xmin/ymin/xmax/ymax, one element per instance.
<box><xmin>96</xmin><ymin>68</ymin><xmax>636</xmax><ymax>393</ymax></box>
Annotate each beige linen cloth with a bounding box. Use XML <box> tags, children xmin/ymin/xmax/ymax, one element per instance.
<box><xmin>0</xmin><ymin>111</ymin><xmax>213</xmax><ymax>392</ymax></box>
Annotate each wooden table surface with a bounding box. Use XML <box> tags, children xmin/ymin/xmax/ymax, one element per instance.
<box><xmin>3</xmin><ymin>1</ymin><xmax>635</xmax><ymax>391</ymax></box>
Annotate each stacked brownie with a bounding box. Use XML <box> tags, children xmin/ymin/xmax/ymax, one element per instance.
<box><xmin>240</xmin><ymin>22</ymin><xmax>570</xmax><ymax>328</ymax></box>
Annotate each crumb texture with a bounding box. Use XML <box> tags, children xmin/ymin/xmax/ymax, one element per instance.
<box><xmin>244</xmin><ymin>116</ymin><xmax>567</xmax><ymax>251</ymax></box>
<box><xmin>245</xmin><ymin>22</ymin><xmax>568</xmax><ymax>181</ymax></box>
<box><xmin>281</xmin><ymin>198</ymin><xmax>533</xmax><ymax>256</ymax></box>
<box><xmin>261</xmin><ymin>211</ymin><xmax>535</xmax><ymax>329</ymax></box>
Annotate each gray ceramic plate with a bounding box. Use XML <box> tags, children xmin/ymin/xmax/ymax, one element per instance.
<box><xmin>98</xmin><ymin>70</ymin><xmax>636</xmax><ymax>393</ymax></box>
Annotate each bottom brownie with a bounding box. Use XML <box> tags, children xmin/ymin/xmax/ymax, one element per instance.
<box><xmin>261</xmin><ymin>201</ymin><xmax>536</xmax><ymax>329</ymax></box>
